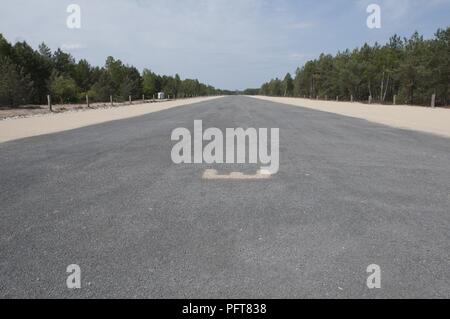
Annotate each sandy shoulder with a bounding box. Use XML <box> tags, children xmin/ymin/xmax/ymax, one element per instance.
<box><xmin>251</xmin><ymin>96</ymin><xmax>450</xmax><ymax>139</ymax></box>
<box><xmin>0</xmin><ymin>96</ymin><xmax>222</xmax><ymax>143</ymax></box>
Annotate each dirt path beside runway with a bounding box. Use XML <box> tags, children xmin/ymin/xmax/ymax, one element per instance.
<box><xmin>0</xmin><ymin>96</ymin><xmax>223</xmax><ymax>143</ymax></box>
<box><xmin>250</xmin><ymin>96</ymin><xmax>450</xmax><ymax>138</ymax></box>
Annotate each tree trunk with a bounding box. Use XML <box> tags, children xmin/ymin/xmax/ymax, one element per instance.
<box><xmin>383</xmin><ymin>75</ymin><xmax>390</xmax><ymax>102</ymax></box>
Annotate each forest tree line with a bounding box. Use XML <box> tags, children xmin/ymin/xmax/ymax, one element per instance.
<box><xmin>258</xmin><ymin>27</ymin><xmax>450</xmax><ymax>106</ymax></box>
<box><xmin>0</xmin><ymin>34</ymin><xmax>226</xmax><ymax>107</ymax></box>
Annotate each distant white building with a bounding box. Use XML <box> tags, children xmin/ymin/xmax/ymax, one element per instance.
<box><xmin>157</xmin><ymin>92</ymin><xmax>165</xmax><ymax>100</ymax></box>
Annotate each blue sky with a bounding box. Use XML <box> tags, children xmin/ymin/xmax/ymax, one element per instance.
<box><xmin>1</xmin><ymin>0</ymin><xmax>449</xmax><ymax>90</ymax></box>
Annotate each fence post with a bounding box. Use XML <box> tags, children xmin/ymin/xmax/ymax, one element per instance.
<box><xmin>142</xmin><ymin>94</ymin><xmax>145</xmax><ymax>103</ymax></box>
<box><xmin>431</xmin><ymin>94</ymin><xmax>436</xmax><ymax>108</ymax></box>
<box><xmin>393</xmin><ymin>95</ymin><xmax>396</xmax><ymax>105</ymax></box>
<box><xmin>336</xmin><ymin>96</ymin><xmax>339</xmax><ymax>102</ymax></box>
<box><xmin>47</xmin><ymin>95</ymin><xmax>52</xmax><ymax>112</ymax></box>
<box><xmin>152</xmin><ymin>94</ymin><xmax>155</xmax><ymax>102</ymax></box>
<box><xmin>351</xmin><ymin>95</ymin><xmax>354</xmax><ymax>102</ymax></box>
<box><xmin>86</xmin><ymin>94</ymin><xmax>89</xmax><ymax>108</ymax></box>
<box><xmin>369</xmin><ymin>95</ymin><xmax>372</xmax><ymax>104</ymax></box>
<box><xmin>129</xmin><ymin>96</ymin><xmax>132</xmax><ymax>105</ymax></box>
<box><xmin>110</xmin><ymin>95</ymin><xmax>113</xmax><ymax>106</ymax></box>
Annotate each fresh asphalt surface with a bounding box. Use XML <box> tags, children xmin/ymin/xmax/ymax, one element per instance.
<box><xmin>0</xmin><ymin>96</ymin><xmax>449</xmax><ymax>298</ymax></box>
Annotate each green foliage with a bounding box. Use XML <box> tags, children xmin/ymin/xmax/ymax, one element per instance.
<box><xmin>261</xmin><ymin>78</ymin><xmax>283</xmax><ymax>96</ymax></box>
<box><xmin>259</xmin><ymin>27</ymin><xmax>450</xmax><ymax>106</ymax></box>
<box><xmin>89</xmin><ymin>69</ymin><xmax>114</xmax><ymax>102</ymax></box>
<box><xmin>142</xmin><ymin>69</ymin><xmax>218</xmax><ymax>99</ymax></box>
<box><xmin>242</xmin><ymin>88</ymin><xmax>260</xmax><ymax>95</ymax></box>
<box><xmin>10</xmin><ymin>41</ymin><xmax>51</xmax><ymax>103</ymax></box>
<box><xmin>0</xmin><ymin>56</ymin><xmax>35</xmax><ymax>106</ymax></box>
<box><xmin>142</xmin><ymin>69</ymin><xmax>160</xmax><ymax>97</ymax></box>
<box><xmin>73</xmin><ymin>59</ymin><xmax>93</xmax><ymax>92</ymax></box>
<box><xmin>49</xmin><ymin>71</ymin><xmax>78</xmax><ymax>104</ymax></box>
<box><xmin>283</xmin><ymin>73</ymin><xmax>294</xmax><ymax>96</ymax></box>
<box><xmin>0</xmin><ymin>34</ymin><xmax>222</xmax><ymax>107</ymax></box>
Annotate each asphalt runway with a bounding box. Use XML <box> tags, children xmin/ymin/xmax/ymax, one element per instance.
<box><xmin>1</xmin><ymin>96</ymin><xmax>449</xmax><ymax>298</ymax></box>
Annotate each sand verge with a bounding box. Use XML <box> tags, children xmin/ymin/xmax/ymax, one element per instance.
<box><xmin>250</xmin><ymin>96</ymin><xmax>450</xmax><ymax>139</ymax></box>
<box><xmin>0</xmin><ymin>97</ymin><xmax>222</xmax><ymax>143</ymax></box>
